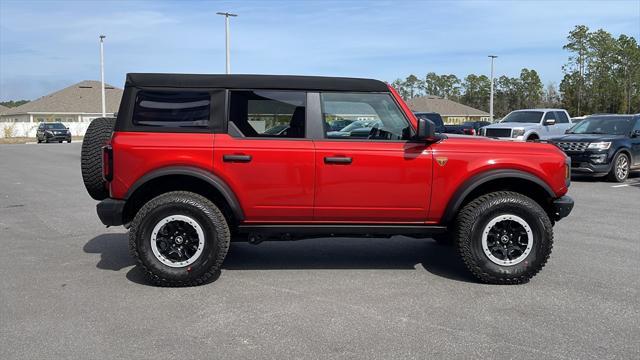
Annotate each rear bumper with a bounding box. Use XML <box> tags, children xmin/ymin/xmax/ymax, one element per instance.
<box><xmin>552</xmin><ymin>196</ymin><xmax>574</xmax><ymax>221</ymax></box>
<box><xmin>96</xmin><ymin>198</ymin><xmax>125</xmax><ymax>226</ymax></box>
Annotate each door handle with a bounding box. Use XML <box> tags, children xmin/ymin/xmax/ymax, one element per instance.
<box><xmin>223</xmin><ymin>154</ymin><xmax>252</xmax><ymax>163</ymax></box>
<box><xmin>324</xmin><ymin>156</ymin><xmax>352</xmax><ymax>164</ymax></box>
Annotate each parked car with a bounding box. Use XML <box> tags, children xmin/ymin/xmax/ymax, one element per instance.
<box><xmin>571</xmin><ymin>116</ymin><xmax>587</xmax><ymax>124</ymax></box>
<box><xmin>81</xmin><ymin>73</ymin><xmax>573</xmax><ymax>286</ymax></box>
<box><xmin>36</xmin><ymin>122</ymin><xmax>71</xmax><ymax>143</ymax></box>
<box><xmin>263</xmin><ymin>124</ymin><xmax>289</xmax><ymax>136</ymax></box>
<box><xmin>549</xmin><ymin>114</ymin><xmax>640</xmax><ymax>182</ymax></box>
<box><xmin>326</xmin><ymin>120</ymin><xmax>382</xmax><ymax>138</ymax></box>
<box><xmin>414</xmin><ymin>112</ymin><xmax>488</xmax><ymax>136</ymax></box>
<box><xmin>480</xmin><ymin>109</ymin><xmax>573</xmax><ymax>141</ymax></box>
<box><xmin>414</xmin><ymin>112</ymin><xmax>446</xmax><ymax>133</ymax></box>
<box><xmin>327</xmin><ymin>119</ymin><xmax>354</xmax><ymax>131</ymax></box>
<box><xmin>445</xmin><ymin>121</ymin><xmax>492</xmax><ymax>136</ymax></box>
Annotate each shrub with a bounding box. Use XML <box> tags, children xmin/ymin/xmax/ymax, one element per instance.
<box><xmin>2</xmin><ymin>123</ymin><xmax>16</xmax><ymax>138</ymax></box>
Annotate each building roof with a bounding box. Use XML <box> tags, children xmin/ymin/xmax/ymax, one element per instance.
<box><xmin>0</xmin><ymin>104</ymin><xmax>9</xmax><ymax>114</ymax></box>
<box><xmin>3</xmin><ymin>80</ymin><xmax>123</xmax><ymax>115</ymax></box>
<box><xmin>126</xmin><ymin>73</ymin><xmax>389</xmax><ymax>92</ymax></box>
<box><xmin>406</xmin><ymin>95</ymin><xmax>489</xmax><ymax>116</ymax></box>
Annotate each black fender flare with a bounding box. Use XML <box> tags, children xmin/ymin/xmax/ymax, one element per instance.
<box><xmin>124</xmin><ymin>166</ymin><xmax>244</xmax><ymax>221</ymax></box>
<box><xmin>441</xmin><ymin>169</ymin><xmax>555</xmax><ymax>224</ymax></box>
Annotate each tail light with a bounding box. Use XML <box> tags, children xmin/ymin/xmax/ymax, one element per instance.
<box><xmin>102</xmin><ymin>145</ymin><xmax>113</xmax><ymax>181</ymax></box>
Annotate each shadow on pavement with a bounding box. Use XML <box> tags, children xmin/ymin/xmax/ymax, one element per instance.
<box><xmin>571</xmin><ymin>170</ymin><xmax>639</xmax><ymax>183</ymax></box>
<box><xmin>84</xmin><ymin>233</ymin><xmax>476</xmax><ymax>285</ymax></box>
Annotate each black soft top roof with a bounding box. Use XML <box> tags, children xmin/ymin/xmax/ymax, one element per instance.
<box><xmin>125</xmin><ymin>73</ymin><xmax>389</xmax><ymax>92</ymax></box>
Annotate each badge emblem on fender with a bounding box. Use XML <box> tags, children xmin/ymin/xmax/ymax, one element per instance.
<box><xmin>436</xmin><ymin>157</ymin><xmax>448</xmax><ymax>167</ymax></box>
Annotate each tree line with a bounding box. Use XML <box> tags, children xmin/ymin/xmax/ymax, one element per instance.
<box><xmin>391</xmin><ymin>25</ymin><xmax>639</xmax><ymax>118</ymax></box>
<box><xmin>0</xmin><ymin>100</ymin><xmax>29</xmax><ymax>108</ymax></box>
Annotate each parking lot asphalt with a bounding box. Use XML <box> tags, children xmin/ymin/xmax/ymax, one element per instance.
<box><xmin>0</xmin><ymin>142</ymin><xmax>638</xmax><ymax>360</ymax></box>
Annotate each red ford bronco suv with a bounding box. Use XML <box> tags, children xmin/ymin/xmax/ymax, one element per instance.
<box><xmin>81</xmin><ymin>73</ymin><xmax>574</xmax><ymax>286</ymax></box>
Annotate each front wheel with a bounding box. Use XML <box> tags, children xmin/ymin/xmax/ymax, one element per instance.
<box><xmin>607</xmin><ymin>152</ymin><xmax>629</xmax><ymax>183</ymax></box>
<box><xmin>129</xmin><ymin>191</ymin><xmax>231</xmax><ymax>286</ymax></box>
<box><xmin>455</xmin><ymin>191</ymin><xmax>553</xmax><ymax>284</ymax></box>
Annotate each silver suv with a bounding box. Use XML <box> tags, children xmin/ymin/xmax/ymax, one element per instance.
<box><xmin>480</xmin><ymin>109</ymin><xmax>573</xmax><ymax>141</ymax></box>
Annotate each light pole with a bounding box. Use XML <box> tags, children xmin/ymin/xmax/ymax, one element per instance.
<box><xmin>216</xmin><ymin>12</ymin><xmax>237</xmax><ymax>74</ymax></box>
<box><xmin>99</xmin><ymin>35</ymin><xmax>106</xmax><ymax>117</ymax></box>
<box><xmin>488</xmin><ymin>55</ymin><xmax>497</xmax><ymax>122</ymax></box>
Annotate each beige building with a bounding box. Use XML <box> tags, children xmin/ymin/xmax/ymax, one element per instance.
<box><xmin>406</xmin><ymin>95</ymin><xmax>490</xmax><ymax>124</ymax></box>
<box><xmin>0</xmin><ymin>80</ymin><xmax>123</xmax><ymax>123</ymax></box>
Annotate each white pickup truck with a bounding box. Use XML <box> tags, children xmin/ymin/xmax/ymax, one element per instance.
<box><xmin>480</xmin><ymin>109</ymin><xmax>573</xmax><ymax>141</ymax></box>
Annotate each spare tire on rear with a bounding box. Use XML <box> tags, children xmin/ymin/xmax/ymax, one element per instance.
<box><xmin>81</xmin><ymin>117</ymin><xmax>116</xmax><ymax>200</ymax></box>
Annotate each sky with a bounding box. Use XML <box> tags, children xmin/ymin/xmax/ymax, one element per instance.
<box><xmin>0</xmin><ymin>0</ymin><xmax>639</xmax><ymax>101</ymax></box>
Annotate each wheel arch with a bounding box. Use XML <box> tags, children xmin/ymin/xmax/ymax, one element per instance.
<box><xmin>441</xmin><ymin>169</ymin><xmax>556</xmax><ymax>225</ymax></box>
<box><xmin>526</xmin><ymin>132</ymin><xmax>540</xmax><ymax>140</ymax></box>
<box><xmin>122</xmin><ymin>166</ymin><xmax>244</xmax><ymax>226</ymax></box>
<box><xmin>614</xmin><ymin>147</ymin><xmax>633</xmax><ymax>163</ymax></box>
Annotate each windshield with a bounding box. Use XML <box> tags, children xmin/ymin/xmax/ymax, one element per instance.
<box><xmin>567</xmin><ymin>117</ymin><xmax>634</xmax><ymax>135</ymax></box>
<box><xmin>501</xmin><ymin>111</ymin><xmax>543</xmax><ymax>123</ymax></box>
<box><xmin>44</xmin><ymin>123</ymin><xmax>66</xmax><ymax>129</ymax></box>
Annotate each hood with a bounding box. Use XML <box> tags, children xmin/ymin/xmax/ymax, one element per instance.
<box><xmin>548</xmin><ymin>133</ymin><xmax>626</xmax><ymax>142</ymax></box>
<box><xmin>484</xmin><ymin>122</ymin><xmax>538</xmax><ymax>129</ymax></box>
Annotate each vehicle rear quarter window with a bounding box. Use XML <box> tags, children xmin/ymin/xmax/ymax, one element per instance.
<box><xmin>321</xmin><ymin>92</ymin><xmax>414</xmax><ymax>140</ymax></box>
<box><xmin>555</xmin><ymin>111</ymin><xmax>569</xmax><ymax>123</ymax></box>
<box><xmin>229</xmin><ymin>90</ymin><xmax>306</xmax><ymax>138</ymax></box>
<box><xmin>133</xmin><ymin>91</ymin><xmax>211</xmax><ymax>128</ymax></box>
<box><xmin>543</xmin><ymin>112</ymin><xmax>556</xmax><ymax>120</ymax></box>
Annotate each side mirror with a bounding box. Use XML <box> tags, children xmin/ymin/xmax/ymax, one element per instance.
<box><xmin>416</xmin><ymin>118</ymin><xmax>437</xmax><ymax>141</ymax></box>
<box><xmin>544</xmin><ymin>118</ymin><xmax>556</xmax><ymax>126</ymax></box>
<box><xmin>632</xmin><ymin>129</ymin><xmax>640</xmax><ymax>138</ymax></box>
<box><xmin>565</xmin><ymin>129</ymin><xmax>572</xmax><ymax>134</ymax></box>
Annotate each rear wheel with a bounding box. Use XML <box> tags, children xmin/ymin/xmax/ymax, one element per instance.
<box><xmin>607</xmin><ymin>152</ymin><xmax>629</xmax><ymax>183</ymax></box>
<box><xmin>129</xmin><ymin>191</ymin><xmax>230</xmax><ymax>287</ymax></box>
<box><xmin>81</xmin><ymin>117</ymin><xmax>115</xmax><ymax>200</ymax></box>
<box><xmin>455</xmin><ymin>191</ymin><xmax>553</xmax><ymax>284</ymax></box>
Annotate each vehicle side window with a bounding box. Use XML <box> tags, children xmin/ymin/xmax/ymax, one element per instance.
<box><xmin>555</xmin><ymin>111</ymin><xmax>569</xmax><ymax>123</ymax></box>
<box><xmin>633</xmin><ymin>119</ymin><xmax>640</xmax><ymax>131</ymax></box>
<box><xmin>543</xmin><ymin>112</ymin><xmax>556</xmax><ymax>121</ymax></box>
<box><xmin>133</xmin><ymin>91</ymin><xmax>210</xmax><ymax>128</ymax></box>
<box><xmin>321</xmin><ymin>92</ymin><xmax>414</xmax><ymax>140</ymax></box>
<box><xmin>229</xmin><ymin>90</ymin><xmax>306</xmax><ymax>138</ymax></box>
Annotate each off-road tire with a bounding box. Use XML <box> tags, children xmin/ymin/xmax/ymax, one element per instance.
<box><xmin>455</xmin><ymin>191</ymin><xmax>553</xmax><ymax>284</ymax></box>
<box><xmin>81</xmin><ymin>117</ymin><xmax>115</xmax><ymax>200</ymax></box>
<box><xmin>607</xmin><ymin>152</ymin><xmax>629</xmax><ymax>183</ymax></box>
<box><xmin>129</xmin><ymin>191</ymin><xmax>230</xmax><ymax>287</ymax></box>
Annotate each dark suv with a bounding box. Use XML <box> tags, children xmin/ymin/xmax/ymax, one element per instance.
<box><xmin>550</xmin><ymin>114</ymin><xmax>640</xmax><ymax>182</ymax></box>
<box><xmin>81</xmin><ymin>73</ymin><xmax>573</xmax><ymax>287</ymax></box>
<box><xmin>36</xmin><ymin>122</ymin><xmax>72</xmax><ymax>143</ymax></box>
